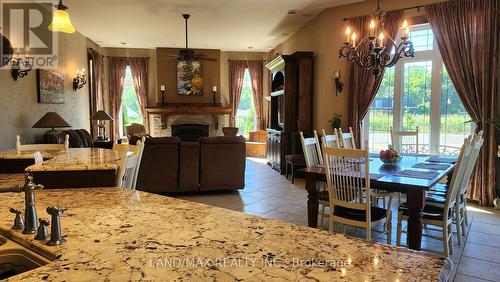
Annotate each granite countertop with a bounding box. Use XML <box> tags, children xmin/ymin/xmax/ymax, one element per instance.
<box><xmin>0</xmin><ymin>186</ymin><xmax>452</xmax><ymax>281</ymax></box>
<box><xmin>0</xmin><ymin>149</ymin><xmax>55</xmax><ymax>160</ymax></box>
<box><xmin>24</xmin><ymin>148</ymin><xmax>127</xmax><ymax>172</ymax></box>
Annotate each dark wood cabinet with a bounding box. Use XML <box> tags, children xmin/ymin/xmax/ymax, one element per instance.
<box><xmin>265</xmin><ymin>52</ymin><xmax>313</xmax><ymax>174</ymax></box>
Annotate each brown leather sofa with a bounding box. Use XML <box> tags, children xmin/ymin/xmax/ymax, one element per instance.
<box><xmin>136</xmin><ymin>136</ymin><xmax>246</xmax><ymax>194</ymax></box>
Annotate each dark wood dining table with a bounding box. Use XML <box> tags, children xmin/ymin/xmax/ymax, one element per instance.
<box><xmin>299</xmin><ymin>155</ymin><xmax>456</xmax><ymax>251</ymax></box>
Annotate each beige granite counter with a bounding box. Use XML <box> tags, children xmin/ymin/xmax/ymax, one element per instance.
<box><xmin>0</xmin><ymin>149</ymin><xmax>55</xmax><ymax>160</ymax></box>
<box><xmin>0</xmin><ymin>186</ymin><xmax>451</xmax><ymax>281</ymax></box>
<box><xmin>24</xmin><ymin>148</ymin><xmax>127</xmax><ymax>172</ymax></box>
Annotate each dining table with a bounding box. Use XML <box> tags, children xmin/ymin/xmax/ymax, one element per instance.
<box><xmin>299</xmin><ymin>154</ymin><xmax>456</xmax><ymax>251</ymax></box>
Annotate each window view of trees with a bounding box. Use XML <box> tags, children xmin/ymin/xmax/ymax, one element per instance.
<box><xmin>236</xmin><ymin>69</ymin><xmax>256</xmax><ymax>137</ymax></box>
<box><xmin>367</xmin><ymin>24</ymin><xmax>471</xmax><ymax>155</ymax></box>
<box><xmin>121</xmin><ymin>66</ymin><xmax>143</xmax><ymax>135</ymax></box>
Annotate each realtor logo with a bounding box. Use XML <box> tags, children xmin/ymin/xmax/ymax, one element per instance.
<box><xmin>1</xmin><ymin>0</ymin><xmax>58</xmax><ymax>69</ymax></box>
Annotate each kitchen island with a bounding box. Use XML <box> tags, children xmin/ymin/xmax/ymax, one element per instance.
<box><xmin>0</xmin><ymin>148</ymin><xmax>128</xmax><ymax>188</ymax></box>
<box><xmin>0</xmin><ymin>184</ymin><xmax>452</xmax><ymax>281</ymax></box>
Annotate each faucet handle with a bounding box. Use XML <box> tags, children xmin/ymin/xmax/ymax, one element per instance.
<box><xmin>35</xmin><ymin>218</ymin><xmax>50</xmax><ymax>241</ymax></box>
<box><xmin>46</xmin><ymin>205</ymin><xmax>64</xmax><ymax>215</ymax></box>
<box><xmin>35</xmin><ymin>184</ymin><xmax>44</xmax><ymax>190</ymax></box>
<box><xmin>9</xmin><ymin>208</ymin><xmax>24</xmax><ymax>230</ymax></box>
<box><xmin>46</xmin><ymin>205</ymin><xmax>66</xmax><ymax>246</ymax></box>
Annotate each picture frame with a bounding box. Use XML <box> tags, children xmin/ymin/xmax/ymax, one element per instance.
<box><xmin>177</xmin><ymin>60</ymin><xmax>203</xmax><ymax>96</ymax></box>
<box><xmin>37</xmin><ymin>69</ymin><xmax>65</xmax><ymax>104</ymax></box>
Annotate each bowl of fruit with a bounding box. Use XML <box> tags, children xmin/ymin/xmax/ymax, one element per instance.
<box><xmin>379</xmin><ymin>147</ymin><xmax>402</xmax><ymax>165</ymax></box>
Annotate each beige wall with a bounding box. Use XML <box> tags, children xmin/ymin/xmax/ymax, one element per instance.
<box><xmin>272</xmin><ymin>0</ymin><xmax>446</xmax><ymax>132</ymax></box>
<box><xmin>0</xmin><ymin>31</ymin><xmax>93</xmax><ymax>149</ymax></box>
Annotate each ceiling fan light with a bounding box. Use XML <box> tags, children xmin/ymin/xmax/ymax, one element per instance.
<box><xmin>49</xmin><ymin>9</ymin><xmax>76</xmax><ymax>33</ymax></box>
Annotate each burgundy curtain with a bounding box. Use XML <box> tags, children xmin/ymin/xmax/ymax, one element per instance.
<box><xmin>247</xmin><ymin>60</ymin><xmax>264</xmax><ymax>130</ymax></box>
<box><xmin>426</xmin><ymin>0</ymin><xmax>498</xmax><ymax>206</ymax></box>
<box><xmin>108</xmin><ymin>57</ymin><xmax>128</xmax><ymax>139</ymax></box>
<box><xmin>229</xmin><ymin>60</ymin><xmax>247</xmax><ymax>126</ymax></box>
<box><xmin>128</xmin><ymin>57</ymin><xmax>149</xmax><ymax>133</ymax></box>
<box><xmin>89</xmin><ymin>49</ymin><xmax>105</xmax><ymax>139</ymax></box>
<box><xmin>347</xmin><ymin>11</ymin><xmax>403</xmax><ymax>145</ymax></box>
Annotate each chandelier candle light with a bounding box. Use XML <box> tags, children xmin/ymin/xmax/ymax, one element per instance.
<box><xmin>339</xmin><ymin>0</ymin><xmax>414</xmax><ymax>76</ymax></box>
<box><xmin>73</xmin><ymin>68</ymin><xmax>87</xmax><ymax>91</ymax></box>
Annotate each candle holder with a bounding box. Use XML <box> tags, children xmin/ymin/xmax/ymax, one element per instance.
<box><xmin>11</xmin><ymin>56</ymin><xmax>33</xmax><ymax>81</ymax></box>
<box><xmin>212</xmin><ymin>90</ymin><xmax>217</xmax><ymax>105</ymax></box>
<box><xmin>73</xmin><ymin>68</ymin><xmax>87</xmax><ymax>91</ymax></box>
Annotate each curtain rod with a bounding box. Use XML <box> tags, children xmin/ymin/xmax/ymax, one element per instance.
<box><xmin>342</xmin><ymin>4</ymin><xmax>425</xmax><ymax>21</ymax></box>
<box><xmin>227</xmin><ymin>59</ymin><xmax>268</xmax><ymax>62</ymax></box>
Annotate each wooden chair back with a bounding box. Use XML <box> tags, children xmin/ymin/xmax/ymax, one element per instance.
<box><xmin>16</xmin><ymin>134</ymin><xmax>69</xmax><ymax>154</ymax></box>
<box><xmin>300</xmin><ymin>131</ymin><xmax>321</xmax><ymax>168</ymax></box>
<box><xmin>457</xmin><ymin>131</ymin><xmax>483</xmax><ymax>198</ymax></box>
<box><xmin>323</xmin><ymin>146</ymin><xmax>370</xmax><ymax>211</ymax></box>
<box><xmin>321</xmin><ymin>129</ymin><xmax>340</xmax><ymax>148</ymax></box>
<box><xmin>390</xmin><ymin>126</ymin><xmax>419</xmax><ymax>154</ymax></box>
<box><xmin>338</xmin><ymin>127</ymin><xmax>356</xmax><ymax>149</ymax></box>
<box><xmin>443</xmin><ymin>137</ymin><xmax>472</xmax><ymax>215</ymax></box>
<box><xmin>116</xmin><ymin>139</ymin><xmax>145</xmax><ymax>189</ymax></box>
<box><xmin>313</xmin><ymin>130</ymin><xmax>324</xmax><ymax>165</ymax></box>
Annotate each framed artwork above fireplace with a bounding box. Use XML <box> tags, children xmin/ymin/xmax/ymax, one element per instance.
<box><xmin>177</xmin><ymin>60</ymin><xmax>203</xmax><ymax>96</ymax></box>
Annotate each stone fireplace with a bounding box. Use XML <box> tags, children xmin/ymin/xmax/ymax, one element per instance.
<box><xmin>171</xmin><ymin>123</ymin><xmax>209</xmax><ymax>142</ymax></box>
<box><xmin>150</xmin><ymin>114</ymin><xmax>227</xmax><ymax>137</ymax></box>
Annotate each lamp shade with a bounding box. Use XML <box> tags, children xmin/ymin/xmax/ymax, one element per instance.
<box><xmin>48</xmin><ymin>1</ymin><xmax>76</xmax><ymax>34</ymax></box>
<box><xmin>33</xmin><ymin>112</ymin><xmax>71</xmax><ymax>129</ymax></box>
<box><xmin>90</xmin><ymin>110</ymin><xmax>113</xmax><ymax>121</ymax></box>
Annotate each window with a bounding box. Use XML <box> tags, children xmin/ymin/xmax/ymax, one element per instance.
<box><xmin>119</xmin><ymin>66</ymin><xmax>143</xmax><ymax>136</ymax></box>
<box><xmin>365</xmin><ymin>24</ymin><xmax>472</xmax><ymax>155</ymax></box>
<box><xmin>235</xmin><ymin>69</ymin><xmax>256</xmax><ymax>137</ymax></box>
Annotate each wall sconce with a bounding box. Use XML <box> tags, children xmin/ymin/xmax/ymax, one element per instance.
<box><xmin>73</xmin><ymin>68</ymin><xmax>87</xmax><ymax>91</ymax></box>
<box><xmin>11</xmin><ymin>48</ymin><xmax>33</xmax><ymax>81</ymax></box>
<box><xmin>334</xmin><ymin>70</ymin><xmax>344</xmax><ymax>96</ymax></box>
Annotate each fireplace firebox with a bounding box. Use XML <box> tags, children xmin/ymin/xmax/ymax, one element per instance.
<box><xmin>171</xmin><ymin>124</ymin><xmax>209</xmax><ymax>142</ymax></box>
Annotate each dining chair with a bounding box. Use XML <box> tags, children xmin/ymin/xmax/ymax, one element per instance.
<box><xmin>396</xmin><ymin>137</ymin><xmax>471</xmax><ymax>257</ymax></box>
<box><xmin>313</xmin><ymin>130</ymin><xmax>324</xmax><ymax>166</ymax></box>
<box><xmin>300</xmin><ymin>131</ymin><xmax>328</xmax><ymax>226</ymax></box>
<box><xmin>338</xmin><ymin>127</ymin><xmax>356</xmax><ymax>149</ymax></box>
<box><xmin>114</xmin><ymin>138</ymin><xmax>145</xmax><ymax>189</ymax></box>
<box><xmin>455</xmin><ymin>131</ymin><xmax>483</xmax><ymax>241</ymax></box>
<box><xmin>323</xmin><ymin>145</ymin><xmax>392</xmax><ymax>243</ymax></box>
<box><xmin>321</xmin><ymin>129</ymin><xmax>340</xmax><ymax>148</ymax></box>
<box><xmin>16</xmin><ymin>134</ymin><xmax>69</xmax><ymax>154</ymax></box>
<box><xmin>390</xmin><ymin>126</ymin><xmax>419</xmax><ymax>154</ymax></box>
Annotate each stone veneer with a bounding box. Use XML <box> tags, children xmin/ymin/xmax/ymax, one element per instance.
<box><xmin>150</xmin><ymin>114</ymin><xmax>228</xmax><ymax>137</ymax></box>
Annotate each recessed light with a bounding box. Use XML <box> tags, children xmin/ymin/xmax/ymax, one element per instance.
<box><xmin>248</xmin><ymin>46</ymin><xmax>253</xmax><ymax>49</ymax></box>
<box><xmin>281</xmin><ymin>33</ymin><xmax>289</xmax><ymax>36</ymax></box>
<box><xmin>288</xmin><ymin>10</ymin><xmax>297</xmax><ymax>16</ymax></box>
<box><xmin>120</xmin><ymin>42</ymin><xmax>127</xmax><ymax>45</ymax></box>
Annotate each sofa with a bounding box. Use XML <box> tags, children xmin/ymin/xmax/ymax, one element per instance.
<box><xmin>136</xmin><ymin>136</ymin><xmax>246</xmax><ymax>194</ymax></box>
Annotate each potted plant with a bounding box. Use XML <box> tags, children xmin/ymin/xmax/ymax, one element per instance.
<box><xmin>328</xmin><ymin>114</ymin><xmax>342</xmax><ymax>131</ymax></box>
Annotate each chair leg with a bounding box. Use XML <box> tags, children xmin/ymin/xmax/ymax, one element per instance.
<box><xmin>455</xmin><ymin>204</ymin><xmax>462</xmax><ymax>245</ymax></box>
<box><xmin>291</xmin><ymin>165</ymin><xmax>296</xmax><ymax>184</ymax></box>
<box><xmin>443</xmin><ymin>223</ymin><xmax>450</xmax><ymax>257</ymax></box>
<box><xmin>463</xmin><ymin>199</ymin><xmax>469</xmax><ymax>226</ymax></box>
<box><xmin>396</xmin><ymin>214</ymin><xmax>402</xmax><ymax>246</ymax></box>
<box><xmin>460</xmin><ymin>206</ymin><xmax>467</xmax><ymax>235</ymax></box>
<box><xmin>386</xmin><ymin>211</ymin><xmax>392</xmax><ymax>244</ymax></box>
<box><xmin>366</xmin><ymin>224</ymin><xmax>371</xmax><ymax>241</ymax></box>
<box><xmin>328</xmin><ymin>216</ymin><xmax>334</xmax><ymax>233</ymax></box>
<box><xmin>285</xmin><ymin>162</ymin><xmax>289</xmax><ymax>180</ymax></box>
<box><xmin>448</xmin><ymin>223</ymin><xmax>454</xmax><ymax>256</ymax></box>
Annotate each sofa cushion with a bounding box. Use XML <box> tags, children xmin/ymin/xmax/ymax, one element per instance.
<box><xmin>76</xmin><ymin>129</ymin><xmax>93</xmax><ymax>147</ymax></box>
<box><xmin>198</xmin><ymin>136</ymin><xmax>246</xmax><ymax>144</ymax></box>
<box><xmin>145</xmin><ymin>137</ymin><xmax>180</xmax><ymax>145</ymax></box>
<box><xmin>63</xmin><ymin>130</ymin><xmax>84</xmax><ymax>148</ymax></box>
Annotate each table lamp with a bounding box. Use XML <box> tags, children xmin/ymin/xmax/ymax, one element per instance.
<box><xmin>32</xmin><ymin>112</ymin><xmax>71</xmax><ymax>143</ymax></box>
<box><xmin>90</xmin><ymin>110</ymin><xmax>113</xmax><ymax>140</ymax></box>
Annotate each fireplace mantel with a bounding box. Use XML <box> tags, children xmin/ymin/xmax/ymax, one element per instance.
<box><xmin>146</xmin><ymin>103</ymin><xmax>232</xmax><ymax>115</ymax></box>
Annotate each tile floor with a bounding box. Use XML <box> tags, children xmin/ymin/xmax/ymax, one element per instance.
<box><xmin>177</xmin><ymin>158</ymin><xmax>500</xmax><ymax>282</ymax></box>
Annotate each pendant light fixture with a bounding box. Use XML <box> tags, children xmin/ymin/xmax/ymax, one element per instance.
<box><xmin>48</xmin><ymin>0</ymin><xmax>76</xmax><ymax>33</ymax></box>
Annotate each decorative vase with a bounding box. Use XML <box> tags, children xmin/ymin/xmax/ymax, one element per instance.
<box><xmin>222</xmin><ymin>127</ymin><xmax>239</xmax><ymax>137</ymax></box>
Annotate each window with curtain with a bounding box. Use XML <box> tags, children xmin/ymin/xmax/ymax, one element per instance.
<box><xmin>235</xmin><ymin>68</ymin><xmax>256</xmax><ymax>137</ymax></box>
<box><xmin>365</xmin><ymin>23</ymin><xmax>471</xmax><ymax>155</ymax></box>
<box><xmin>119</xmin><ymin>66</ymin><xmax>143</xmax><ymax>136</ymax></box>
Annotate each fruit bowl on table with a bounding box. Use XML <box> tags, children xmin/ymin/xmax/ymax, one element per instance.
<box><xmin>379</xmin><ymin>149</ymin><xmax>402</xmax><ymax>165</ymax></box>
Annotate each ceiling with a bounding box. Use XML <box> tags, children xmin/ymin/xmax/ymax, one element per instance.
<box><xmin>65</xmin><ymin>0</ymin><xmax>363</xmax><ymax>51</ymax></box>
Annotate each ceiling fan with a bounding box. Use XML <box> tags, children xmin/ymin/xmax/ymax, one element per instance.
<box><xmin>161</xmin><ymin>14</ymin><xmax>217</xmax><ymax>62</ymax></box>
